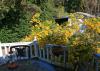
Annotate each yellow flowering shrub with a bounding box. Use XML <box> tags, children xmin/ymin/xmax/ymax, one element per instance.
<box><xmin>22</xmin><ymin>12</ymin><xmax>81</xmax><ymax>47</ymax></box>
<box><xmin>30</xmin><ymin>13</ymin><xmax>41</xmax><ymax>24</ymax></box>
<box><xmin>68</xmin><ymin>33</ymin><xmax>95</xmax><ymax>68</ymax></box>
<box><xmin>67</xmin><ymin>17</ymin><xmax>100</xmax><ymax>67</ymax></box>
<box><xmin>23</xmin><ymin>12</ymin><xmax>99</xmax><ymax>50</ymax></box>
<box><xmin>84</xmin><ymin>17</ymin><xmax>100</xmax><ymax>33</ymax></box>
<box><xmin>23</xmin><ymin>20</ymin><xmax>79</xmax><ymax>47</ymax></box>
<box><xmin>83</xmin><ymin>18</ymin><xmax>100</xmax><ymax>53</ymax></box>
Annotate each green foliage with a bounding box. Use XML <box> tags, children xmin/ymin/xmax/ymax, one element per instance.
<box><xmin>27</xmin><ymin>0</ymin><xmax>56</xmax><ymax>20</ymax></box>
<box><xmin>39</xmin><ymin>0</ymin><xmax>56</xmax><ymax>20</ymax></box>
<box><xmin>0</xmin><ymin>0</ymin><xmax>31</xmax><ymax>43</ymax></box>
<box><xmin>54</xmin><ymin>0</ymin><xmax>64</xmax><ymax>7</ymax></box>
<box><xmin>0</xmin><ymin>28</ymin><xmax>18</xmax><ymax>42</ymax></box>
<box><xmin>0</xmin><ymin>0</ymin><xmax>12</xmax><ymax>20</ymax></box>
<box><xmin>67</xmin><ymin>33</ymin><xmax>94</xmax><ymax>69</ymax></box>
<box><xmin>66</xmin><ymin>0</ymin><xmax>83</xmax><ymax>12</ymax></box>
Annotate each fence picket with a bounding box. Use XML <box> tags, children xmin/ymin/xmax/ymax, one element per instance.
<box><xmin>39</xmin><ymin>48</ymin><xmax>42</xmax><ymax>58</ymax></box>
<box><xmin>30</xmin><ymin>45</ymin><xmax>33</xmax><ymax>58</ymax></box>
<box><xmin>46</xmin><ymin>48</ymin><xmax>49</xmax><ymax>61</ymax></box>
<box><xmin>43</xmin><ymin>48</ymin><xmax>45</xmax><ymax>58</ymax></box>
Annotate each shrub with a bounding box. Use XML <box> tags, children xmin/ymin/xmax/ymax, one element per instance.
<box><xmin>22</xmin><ymin>13</ymin><xmax>81</xmax><ymax>47</ymax></box>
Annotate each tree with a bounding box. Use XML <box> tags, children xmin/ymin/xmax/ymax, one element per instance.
<box><xmin>82</xmin><ymin>0</ymin><xmax>100</xmax><ymax>15</ymax></box>
<box><xmin>82</xmin><ymin>0</ymin><xmax>95</xmax><ymax>14</ymax></box>
<box><xmin>0</xmin><ymin>0</ymin><xmax>31</xmax><ymax>42</ymax></box>
<box><xmin>66</xmin><ymin>0</ymin><xmax>83</xmax><ymax>12</ymax></box>
<box><xmin>39</xmin><ymin>0</ymin><xmax>56</xmax><ymax>20</ymax></box>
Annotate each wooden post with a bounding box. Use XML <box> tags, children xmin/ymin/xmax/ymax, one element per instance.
<box><xmin>50</xmin><ymin>47</ymin><xmax>53</xmax><ymax>62</ymax></box>
<box><xmin>43</xmin><ymin>48</ymin><xmax>45</xmax><ymax>58</ymax></box>
<box><xmin>64</xmin><ymin>46</ymin><xmax>67</xmax><ymax>70</ymax></box>
<box><xmin>33</xmin><ymin>36</ymin><xmax>39</xmax><ymax>57</ymax></box>
<box><xmin>96</xmin><ymin>60</ymin><xmax>99</xmax><ymax>71</ymax></box>
<box><xmin>5</xmin><ymin>46</ymin><xmax>8</xmax><ymax>55</ymax></box>
<box><xmin>30</xmin><ymin>45</ymin><xmax>33</xmax><ymax>58</ymax></box>
<box><xmin>39</xmin><ymin>48</ymin><xmax>42</xmax><ymax>58</ymax></box>
<box><xmin>46</xmin><ymin>48</ymin><xmax>49</xmax><ymax>61</ymax></box>
<box><xmin>0</xmin><ymin>42</ymin><xmax>3</xmax><ymax>57</ymax></box>
<box><xmin>14</xmin><ymin>48</ymin><xmax>17</xmax><ymax>61</ymax></box>
<box><xmin>25</xmin><ymin>47</ymin><xmax>28</xmax><ymax>59</ymax></box>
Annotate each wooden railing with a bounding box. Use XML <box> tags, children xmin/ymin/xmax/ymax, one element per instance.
<box><xmin>0</xmin><ymin>39</ymin><xmax>67</xmax><ymax>67</ymax></box>
<box><xmin>34</xmin><ymin>44</ymin><xmax>67</xmax><ymax>67</ymax></box>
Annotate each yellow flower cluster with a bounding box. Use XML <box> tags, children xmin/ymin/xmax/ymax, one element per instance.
<box><xmin>84</xmin><ymin>18</ymin><xmax>100</xmax><ymax>33</ymax></box>
<box><xmin>30</xmin><ymin>13</ymin><xmax>41</xmax><ymax>24</ymax></box>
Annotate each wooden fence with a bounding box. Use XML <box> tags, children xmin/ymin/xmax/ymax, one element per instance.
<box><xmin>0</xmin><ymin>39</ymin><xmax>68</xmax><ymax>68</ymax></box>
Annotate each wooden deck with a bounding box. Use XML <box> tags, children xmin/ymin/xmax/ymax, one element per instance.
<box><xmin>0</xmin><ymin>59</ymin><xmax>56</xmax><ymax>71</ymax></box>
